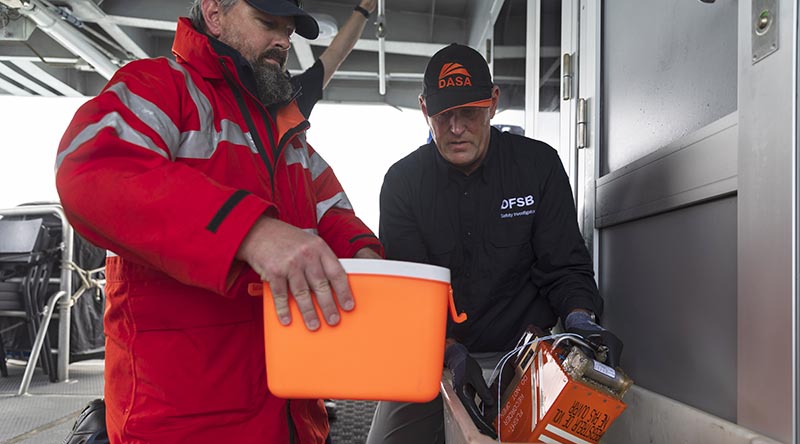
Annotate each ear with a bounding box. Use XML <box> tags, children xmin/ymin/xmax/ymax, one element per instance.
<box><xmin>488</xmin><ymin>85</ymin><xmax>501</xmax><ymax>119</ymax></box>
<box><xmin>419</xmin><ymin>95</ymin><xmax>432</xmax><ymax>126</ymax></box>
<box><xmin>202</xmin><ymin>0</ymin><xmax>223</xmax><ymax>37</ymax></box>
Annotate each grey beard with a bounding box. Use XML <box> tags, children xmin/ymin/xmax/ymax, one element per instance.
<box><xmin>253</xmin><ymin>62</ymin><xmax>293</xmax><ymax>106</ymax></box>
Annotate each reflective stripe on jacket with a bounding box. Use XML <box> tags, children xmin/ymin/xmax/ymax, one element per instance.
<box><xmin>55</xmin><ymin>17</ymin><xmax>381</xmax><ymax>444</ymax></box>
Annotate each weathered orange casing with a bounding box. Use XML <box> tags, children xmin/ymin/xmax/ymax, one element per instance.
<box><xmin>494</xmin><ymin>341</ymin><xmax>626</xmax><ymax>443</ymax></box>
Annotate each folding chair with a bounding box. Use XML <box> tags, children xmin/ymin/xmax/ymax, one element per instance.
<box><xmin>16</xmin><ymin>203</ymin><xmax>107</xmax><ymax>364</ymax></box>
<box><xmin>0</xmin><ymin>217</ymin><xmax>60</xmax><ymax>381</ymax></box>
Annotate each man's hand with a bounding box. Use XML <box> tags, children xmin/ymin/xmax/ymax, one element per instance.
<box><xmin>236</xmin><ymin>216</ymin><xmax>353</xmax><ymax>331</ymax></box>
<box><xmin>444</xmin><ymin>342</ymin><xmax>497</xmax><ymax>437</ymax></box>
<box><xmin>445</xmin><ymin>343</ymin><xmax>491</xmax><ymax>401</ymax></box>
<box><xmin>564</xmin><ymin>310</ymin><xmax>624</xmax><ymax>368</ymax></box>
<box><xmin>358</xmin><ymin>0</ymin><xmax>377</xmax><ymax>14</ymax></box>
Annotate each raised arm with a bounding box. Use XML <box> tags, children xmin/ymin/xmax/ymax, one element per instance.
<box><xmin>319</xmin><ymin>0</ymin><xmax>376</xmax><ymax>88</ymax></box>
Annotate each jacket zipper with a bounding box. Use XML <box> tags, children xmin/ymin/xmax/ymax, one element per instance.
<box><xmin>219</xmin><ymin>59</ymin><xmax>312</xmax><ymax>198</ymax></box>
<box><xmin>220</xmin><ymin>60</ymin><xmax>303</xmax><ymax>444</ymax></box>
<box><xmin>219</xmin><ymin>59</ymin><xmax>277</xmax><ymax>193</ymax></box>
<box><xmin>274</xmin><ymin>121</ymin><xmax>310</xmax><ymax>166</ymax></box>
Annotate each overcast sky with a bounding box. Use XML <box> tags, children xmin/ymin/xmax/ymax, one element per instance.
<box><xmin>0</xmin><ymin>96</ymin><xmax>524</xmax><ymax>234</ymax></box>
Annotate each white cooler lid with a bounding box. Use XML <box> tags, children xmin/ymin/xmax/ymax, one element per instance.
<box><xmin>340</xmin><ymin>259</ymin><xmax>450</xmax><ymax>284</ymax></box>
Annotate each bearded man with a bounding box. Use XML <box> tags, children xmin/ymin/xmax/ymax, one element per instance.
<box><xmin>55</xmin><ymin>1</ymin><xmax>383</xmax><ymax>443</ymax></box>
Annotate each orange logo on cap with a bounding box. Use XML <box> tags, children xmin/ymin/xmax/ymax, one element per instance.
<box><xmin>438</xmin><ymin>63</ymin><xmax>473</xmax><ymax>89</ymax></box>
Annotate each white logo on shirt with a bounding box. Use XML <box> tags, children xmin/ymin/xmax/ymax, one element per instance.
<box><xmin>500</xmin><ymin>195</ymin><xmax>536</xmax><ymax>219</ymax></box>
<box><xmin>500</xmin><ymin>195</ymin><xmax>535</xmax><ymax>210</ymax></box>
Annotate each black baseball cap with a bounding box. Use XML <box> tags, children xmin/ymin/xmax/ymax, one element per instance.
<box><xmin>244</xmin><ymin>0</ymin><xmax>320</xmax><ymax>40</ymax></box>
<box><xmin>422</xmin><ymin>43</ymin><xmax>494</xmax><ymax>117</ymax></box>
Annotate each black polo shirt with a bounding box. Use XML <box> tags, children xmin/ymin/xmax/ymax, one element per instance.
<box><xmin>379</xmin><ymin>128</ymin><xmax>603</xmax><ymax>352</ymax></box>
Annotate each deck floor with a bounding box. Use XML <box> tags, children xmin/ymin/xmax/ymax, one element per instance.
<box><xmin>0</xmin><ymin>359</ymin><xmax>376</xmax><ymax>444</ymax></box>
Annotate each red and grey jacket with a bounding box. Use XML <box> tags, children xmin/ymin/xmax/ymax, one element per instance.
<box><xmin>55</xmin><ymin>17</ymin><xmax>381</xmax><ymax>444</ymax></box>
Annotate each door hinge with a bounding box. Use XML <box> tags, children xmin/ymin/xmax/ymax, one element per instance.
<box><xmin>562</xmin><ymin>53</ymin><xmax>573</xmax><ymax>101</ymax></box>
<box><xmin>577</xmin><ymin>98</ymin><xmax>588</xmax><ymax>149</ymax></box>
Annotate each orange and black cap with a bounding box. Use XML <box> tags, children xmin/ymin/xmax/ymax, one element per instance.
<box><xmin>422</xmin><ymin>43</ymin><xmax>494</xmax><ymax>117</ymax></box>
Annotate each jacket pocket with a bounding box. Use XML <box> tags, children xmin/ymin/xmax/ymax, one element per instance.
<box><xmin>125</xmin><ymin>320</ymin><xmax>267</xmax><ymax>434</ymax></box>
<box><xmin>126</xmin><ymin>276</ymin><xmax>255</xmax><ymax>331</ymax></box>
<box><xmin>489</xmin><ymin>218</ymin><xmax>533</xmax><ymax>278</ymax></box>
<box><xmin>490</xmin><ymin>216</ymin><xmax>532</xmax><ymax>247</ymax></box>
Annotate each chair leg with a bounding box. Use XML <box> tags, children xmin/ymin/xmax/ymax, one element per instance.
<box><xmin>23</xmin><ymin>309</ymin><xmax>50</xmax><ymax>377</ymax></box>
<box><xmin>28</xmin><ymin>305</ymin><xmax>57</xmax><ymax>381</ymax></box>
<box><xmin>34</xmin><ymin>264</ymin><xmax>58</xmax><ymax>382</ymax></box>
<box><xmin>18</xmin><ymin>291</ymin><xmax>65</xmax><ymax>395</ymax></box>
<box><xmin>0</xmin><ymin>330</ymin><xmax>8</xmax><ymax>377</ymax></box>
<box><xmin>23</xmin><ymin>265</ymin><xmax>57</xmax><ymax>381</ymax></box>
<box><xmin>42</xmin><ymin>331</ymin><xmax>57</xmax><ymax>382</ymax></box>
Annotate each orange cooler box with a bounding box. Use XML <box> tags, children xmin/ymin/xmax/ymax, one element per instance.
<box><xmin>262</xmin><ymin>259</ymin><xmax>465</xmax><ymax>402</ymax></box>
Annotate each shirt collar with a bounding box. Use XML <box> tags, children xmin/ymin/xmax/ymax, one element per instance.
<box><xmin>207</xmin><ymin>36</ymin><xmax>259</xmax><ymax>94</ymax></box>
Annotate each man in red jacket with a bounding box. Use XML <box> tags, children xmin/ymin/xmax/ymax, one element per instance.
<box><xmin>55</xmin><ymin>1</ymin><xmax>382</xmax><ymax>442</ymax></box>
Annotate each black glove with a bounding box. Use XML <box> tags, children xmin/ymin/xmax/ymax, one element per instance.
<box><xmin>444</xmin><ymin>343</ymin><xmax>497</xmax><ymax>438</ymax></box>
<box><xmin>564</xmin><ymin>311</ymin><xmax>624</xmax><ymax>369</ymax></box>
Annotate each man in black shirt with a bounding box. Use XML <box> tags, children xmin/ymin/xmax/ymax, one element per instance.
<box><xmin>367</xmin><ymin>43</ymin><xmax>623</xmax><ymax>443</ymax></box>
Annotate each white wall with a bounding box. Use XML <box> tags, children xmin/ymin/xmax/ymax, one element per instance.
<box><xmin>0</xmin><ymin>96</ymin><xmax>87</xmax><ymax>209</ymax></box>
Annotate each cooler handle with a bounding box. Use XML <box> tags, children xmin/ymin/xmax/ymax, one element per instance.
<box><xmin>248</xmin><ymin>283</ymin><xmax>263</xmax><ymax>297</ymax></box>
<box><xmin>448</xmin><ymin>287</ymin><xmax>467</xmax><ymax>323</ymax></box>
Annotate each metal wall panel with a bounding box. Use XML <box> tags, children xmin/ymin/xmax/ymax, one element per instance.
<box><xmin>600</xmin><ymin>196</ymin><xmax>738</xmax><ymax>422</ymax></box>
<box><xmin>594</xmin><ymin>0</ymin><xmax>797</xmax><ymax>441</ymax></box>
<box><xmin>601</xmin><ymin>0</ymin><xmax>737</xmax><ymax>175</ymax></box>
<box><xmin>796</xmin><ymin>16</ymin><xmax>800</xmax><ymax>444</ymax></box>
<box><xmin>596</xmin><ymin>113</ymin><xmax>737</xmax><ymax>227</ymax></box>
<box><xmin>597</xmin><ymin>0</ymin><xmax>744</xmax><ymax>433</ymax></box>
<box><xmin>736</xmin><ymin>0</ymin><xmax>797</xmax><ymax>441</ymax></box>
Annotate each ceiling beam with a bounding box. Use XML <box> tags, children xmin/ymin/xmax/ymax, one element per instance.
<box><xmin>104</xmin><ymin>14</ymin><xmax>177</xmax><ymax>32</ymax></box>
<box><xmin>11</xmin><ymin>60</ymin><xmax>83</xmax><ymax>96</ymax></box>
<box><xmin>88</xmin><ymin>0</ymin><xmax>188</xmax><ymax>25</ymax></box>
<box><xmin>18</xmin><ymin>0</ymin><xmax>118</xmax><ymax>79</ymax></box>
<box><xmin>289</xmin><ymin>69</ymin><xmax>423</xmax><ymax>82</ymax></box>
<box><xmin>0</xmin><ymin>55</ymin><xmax>80</xmax><ymax>63</ymax></box>
<box><xmin>0</xmin><ymin>61</ymin><xmax>56</xmax><ymax>95</ymax></box>
<box><xmin>494</xmin><ymin>45</ymin><xmax>559</xmax><ymax>59</ymax></box>
<box><xmin>306</xmin><ymin>39</ymin><xmax>543</xmax><ymax>59</ymax></box>
<box><xmin>0</xmin><ymin>75</ymin><xmax>33</xmax><ymax>95</ymax></box>
<box><xmin>62</xmin><ymin>0</ymin><xmax>149</xmax><ymax>59</ymax></box>
<box><xmin>97</xmin><ymin>22</ymin><xmax>149</xmax><ymax>59</ymax></box>
<box><xmin>311</xmin><ymin>38</ymin><xmax>442</xmax><ymax>58</ymax></box>
<box><xmin>467</xmin><ymin>0</ymin><xmax>506</xmax><ymax>51</ymax></box>
<box><xmin>306</xmin><ymin>1</ymin><xmax>467</xmax><ymax>44</ymax></box>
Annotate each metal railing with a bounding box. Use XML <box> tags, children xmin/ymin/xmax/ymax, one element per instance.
<box><xmin>0</xmin><ymin>204</ymin><xmax>101</xmax><ymax>395</ymax></box>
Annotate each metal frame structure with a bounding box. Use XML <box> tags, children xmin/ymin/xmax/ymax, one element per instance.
<box><xmin>563</xmin><ymin>0</ymin><xmax>798</xmax><ymax>442</ymax></box>
<box><xmin>0</xmin><ymin>0</ymin><xmax>532</xmax><ymax>111</ymax></box>
<box><xmin>736</xmin><ymin>0</ymin><xmax>798</xmax><ymax>441</ymax></box>
<box><xmin>0</xmin><ymin>204</ymin><xmax>85</xmax><ymax>395</ymax></box>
